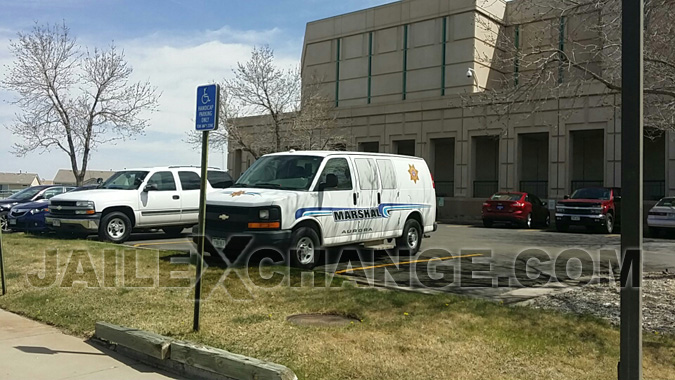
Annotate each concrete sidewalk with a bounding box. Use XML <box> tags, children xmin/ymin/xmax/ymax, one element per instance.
<box><xmin>0</xmin><ymin>309</ymin><xmax>185</xmax><ymax>380</ymax></box>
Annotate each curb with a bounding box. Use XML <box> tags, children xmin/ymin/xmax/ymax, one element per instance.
<box><xmin>94</xmin><ymin>322</ymin><xmax>297</xmax><ymax>380</ymax></box>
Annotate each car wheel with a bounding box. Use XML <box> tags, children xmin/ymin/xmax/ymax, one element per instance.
<box><xmin>522</xmin><ymin>213</ymin><xmax>532</xmax><ymax>229</ymax></box>
<box><xmin>556</xmin><ymin>223</ymin><xmax>568</xmax><ymax>232</ymax></box>
<box><xmin>290</xmin><ymin>227</ymin><xmax>321</xmax><ymax>270</ymax></box>
<box><xmin>483</xmin><ymin>219</ymin><xmax>493</xmax><ymax>228</ymax></box>
<box><xmin>603</xmin><ymin>213</ymin><xmax>615</xmax><ymax>234</ymax></box>
<box><xmin>0</xmin><ymin>215</ymin><xmax>9</xmax><ymax>232</ymax></box>
<box><xmin>397</xmin><ymin>219</ymin><xmax>422</xmax><ymax>255</ymax></box>
<box><xmin>543</xmin><ymin>214</ymin><xmax>551</xmax><ymax>228</ymax></box>
<box><xmin>99</xmin><ymin>212</ymin><xmax>132</xmax><ymax>243</ymax></box>
<box><xmin>162</xmin><ymin>227</ymin><xmax>185</xmax><ymax>237</ymax></box>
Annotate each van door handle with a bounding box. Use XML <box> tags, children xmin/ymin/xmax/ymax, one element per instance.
<box><xmin>173</xmin><ymin>195</ymin><xmax>180</xmax><ymax>200</ymax></box>
<box><xmin>377</xmin><ymin>193</ymin><xmax>381</xmax><ymax>204</ymax></box>
<box><xmin>353</xmin><ymin>193</ymin><xmax>357</xmax><ymax>205</ymax></box>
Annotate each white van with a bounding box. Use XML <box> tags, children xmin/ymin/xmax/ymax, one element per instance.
<box><xmin>204</xmin><ymin>151</ymin><xmax>437</xmax><ymax>268</ymax></box>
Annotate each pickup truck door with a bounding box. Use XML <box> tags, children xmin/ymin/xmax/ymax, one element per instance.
<box><xmin>177</xmin><ymin>171</ymin><xmax>201</xmax><ymax>224</ymax></box>
<box><xmin>138</xmin><ymin>171</ymin><xmax>182</xmax><ymax>226</ymax></box>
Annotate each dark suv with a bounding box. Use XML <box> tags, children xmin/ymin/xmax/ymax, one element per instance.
<box><xmin>555</xmin><ymin>187</ymin><xmax>621</xmax><ymax>233</ymax></box>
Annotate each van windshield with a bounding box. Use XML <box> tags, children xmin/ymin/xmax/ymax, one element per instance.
<box><xmin>233</xmin><ymin>155</ymin><xmax>324</xmax><ymax>191</ymax></box>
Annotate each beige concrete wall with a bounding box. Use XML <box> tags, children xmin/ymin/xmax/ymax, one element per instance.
<box><xmin>228</xmin><ymin>0</ymin><xmax>674</xmax><ymax>224</ymax></box>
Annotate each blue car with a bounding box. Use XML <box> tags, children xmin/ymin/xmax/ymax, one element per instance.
<box><xmin>7</xmin><ymin>200</ymin><xmax>51</xmax><ymax>233</ymax></box>
<box><xmin>7</xmin><ymin>186</ymin><xmax>81</xmax><ymax>233</ymax></box>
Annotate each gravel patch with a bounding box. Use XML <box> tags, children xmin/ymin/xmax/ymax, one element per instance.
<box><xmin>528</xmin><ymin>272</ymin><xmax>675</xmax><ymax>335</ymax></box>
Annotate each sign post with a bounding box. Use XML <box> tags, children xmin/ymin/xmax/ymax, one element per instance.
<box><xmin>619</xmin><ymin>0</ymin><xmax>643</xmax><ymax>378</ymax></box>
<box><xmin>193</xmin><ymin>83</ymin><xmax>219</xmax><ymax>332</ymax></box>
<box><xmin>0</xmin><ymin>227</ymin><xmax>6</xmax><ymax>296</ymax></box>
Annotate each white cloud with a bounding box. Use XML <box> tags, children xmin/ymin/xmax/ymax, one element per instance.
<box><xmin>0</xmin><ymin>25</ymin><xmax>301</xmax><ymax>179</ymax></box>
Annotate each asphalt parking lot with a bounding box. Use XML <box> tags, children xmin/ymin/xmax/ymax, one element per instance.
<box><xmin>124</xmin><ymin>224</ymin><xmax>675</xmax><ymax>304</ymax></box>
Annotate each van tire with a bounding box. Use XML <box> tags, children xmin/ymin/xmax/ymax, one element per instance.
<box><xmin>99</xmin><ymin>212</ymin><xmax>132</xmax><ymax>243</ymax></box>
<box><xmin>397</xmin><ymin>219</ymin><xmax>422</xmax><ymax>255</ymax></box>
<box><xmin>289</xmin><ymin>227</ymin><xmax>320</xmax><ymax>270</ymax></box>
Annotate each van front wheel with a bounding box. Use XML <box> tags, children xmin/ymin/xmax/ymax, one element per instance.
<box><xmin>397</xmin><ymin>219</ymin><xmax>422</xmax><ymax>255</ymax></box>
<box><xmin>289</xmin><ymin>227</ymin><xmax>320</xmax><ymax>270</ymax></box>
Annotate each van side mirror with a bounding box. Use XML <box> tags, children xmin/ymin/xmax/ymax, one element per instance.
<box><xmin>563</xmin><ymin>195</ymin><xmax>570</xmax><ymax>200</ymax></box>
<box><xmin>319</xmin><ymin>174</ymin><xmax>338</xmax><ymax>191</ymax></box>
<box><xmin>144</xmin><ymin>184</ymin><xmax>158</xmax><ymax>192</ymax></box>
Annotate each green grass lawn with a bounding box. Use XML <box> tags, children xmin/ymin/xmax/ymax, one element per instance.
<box><xmin>0</xmin><ymin>233</ymin><xmax>673</xmax><ymax>380</ymax></box>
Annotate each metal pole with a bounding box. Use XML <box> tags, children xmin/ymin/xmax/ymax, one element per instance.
<box><xmin>619</xmin><ymin>0</ymin><xmax>643</xmax><ymax>378</ymax></box>
<box><xmin>0</xmin><ymin>227</ymin><xmax>6</xmax><ymax>295</ymax></box>
<box><xmin>193</xmin><ymin>130</ymin><xmax>209</xmax><ymax>332</ymax></box>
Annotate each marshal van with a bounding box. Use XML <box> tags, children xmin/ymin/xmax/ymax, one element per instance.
<box><xmin>202</xmin><ymin>151</ymin><xmax>437</xmax><ymax>269</ymax></box>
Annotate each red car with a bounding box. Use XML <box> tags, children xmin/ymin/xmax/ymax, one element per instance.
<box><xmin>481</xmin><ymin>192</ymin><xmax>551</xmax><ymax>228</ymax></box>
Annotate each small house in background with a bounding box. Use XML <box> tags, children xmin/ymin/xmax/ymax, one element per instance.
<box><xmin>52</xmin><ymin>169</ymin><xmax>116</xmax><ymax>186</ymax></box>
<box><xmin>0</xmin><ymin>172</ymin><xmax>41</xmax><ymax>197</ymax></box>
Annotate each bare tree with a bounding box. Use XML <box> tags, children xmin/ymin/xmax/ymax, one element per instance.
<box><xmin>469</xmin><ymin>0</ymin><xmax>675</xmax><ymax>136</ymax></box>
<box><xmin>186</xmin><ymin>45</ymin><xmax>346</xmax><ymax>159</ymax></box>
<box><xmin>2</xmin><ymin>22</ymin><xmax>160</xmax><ymax>185</ymax></box>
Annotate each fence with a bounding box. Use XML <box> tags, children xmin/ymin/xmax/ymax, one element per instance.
<box><xmin>435</xmin><ymin>181</ymin><xmax>454</xmax><ymax>197</ymax></box>
<box><xmin>473</xmin><ymin>180</ymin><xmax>498</xmax><ymax>198</ymax></box>
<box><xmin>520</xmin><ymin>180</ymin><xmax>548</xmax><ymax>198</ymax></box>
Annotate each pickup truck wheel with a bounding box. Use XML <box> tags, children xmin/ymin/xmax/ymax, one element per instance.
<box><xmin>397</xmin><ymin>219</ymin><xmax>422</xmax><ymax>255</ymax></box>
<box><xmin>162</xmin><ymin>227</ymin><xmax>185</xmax><ymax>237</ymax></box>
<box><xmin>289</xmin><ymin>227</ymin><xmax>320</xmax><ymax>270</ymax></box>
<box><xmin>99</xmin><ymin>212</ymin><xmax>132</xmax><ymax>243</ymax></box>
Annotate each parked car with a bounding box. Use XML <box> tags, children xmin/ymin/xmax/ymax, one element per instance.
<box><xmin>201</xmin><ymin>151</ymin><xmax>437</xmax><ymax>269</ymax></box>
<box><xmin>647</xmin><ymin>197</ymin><xmax>675</xmax><ymax>236</ymax></box>
<box><xmin>481</xmin><ymin>192</ymin><xmax>550</xmax><ymax>228</ymax></box>
<box><xmin>46</xmin><ymin>167</ymin><xmax>233</xmax><ymax>243</ymax></box>
<box><xmin>555</xmin><ymin>187</ymin><xmax>621</xmax><ymax>233</ymax></box>
<box><xmin>0</xmin><ymin>185</ymin><xmax>75</xmax><ymax>232</ymax></box>
<box><xmin>7</xmin><ymin>186</ymin><xmax>82</xmax><ymax>233</ymax></box>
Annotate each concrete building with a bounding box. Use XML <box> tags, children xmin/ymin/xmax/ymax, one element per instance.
<box><xmin>229</xmin><ymin>0</ymin><xmax>672</xmax><ymax>222</ymax></box>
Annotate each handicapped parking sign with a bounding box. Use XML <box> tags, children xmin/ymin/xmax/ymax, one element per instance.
<box><xmin>195</xmin><ymin>84</ymin><xmax>219</xmax><ymax>131</ymax></box>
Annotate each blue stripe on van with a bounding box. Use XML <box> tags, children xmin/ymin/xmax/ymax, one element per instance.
<box><xmin>295</xmin><ymin>203</ymin><xmax>430</xmax><ymax>220</ymax></box>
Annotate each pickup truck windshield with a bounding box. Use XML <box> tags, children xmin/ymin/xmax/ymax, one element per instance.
<box><xmin>101</xmin><ymin>171</ymin><xmax>149</xmax><ymax>190</ymax></box>
<box><xmin>233</xmin><ymin>155</ymin><xmax>324</xmax><ymax>191</ymax></box>
<box><xmin>570</xmin><ymin>188</ymin><xmax>611</xmax><ymax>200</ymax></box>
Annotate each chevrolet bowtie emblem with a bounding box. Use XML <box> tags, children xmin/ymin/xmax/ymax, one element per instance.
<box><xmin>56</xmin><ymin>206</ymin><xmax>62</xmax><ymax>210</ymax></box>
<box><xmin>219</xmin><ymin>214</ymin><xmax>230</xmax><ymax>220</ymax></box>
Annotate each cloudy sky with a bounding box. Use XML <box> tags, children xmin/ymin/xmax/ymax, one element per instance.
<box><xmin>0</xmin><ymin>0</ymin><xmax>392</xmax><ymax>180</ymax></box>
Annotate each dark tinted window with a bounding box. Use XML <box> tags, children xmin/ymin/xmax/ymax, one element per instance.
<box><xmin>208</xmin><ymin>171</ymin><xmax>234</xmax><ymax>189</ymax></box>
<box><xmin>147</xmin><ymin>171</ymin><xmax>176</xmax><ymax>191</ymax></box>
<box><xmin>316</xmin><ymin>158</ymin><xmax>352</xmax><ymax>191</ymax></box>
<box><xmin>179</xmin><ymin>171</ymin><xmax>201</xmax><ymax>191</ymax></box>
<box><xmin>490</xmin><ymin>193</ymin><xmax>522</xmax><ymax>201</ymax></box>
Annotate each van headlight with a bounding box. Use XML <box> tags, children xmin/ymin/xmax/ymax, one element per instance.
<box><xmin>259</xmin><ymin>209</ymin><xmax>270</xmax><ymax>220</ymax></box>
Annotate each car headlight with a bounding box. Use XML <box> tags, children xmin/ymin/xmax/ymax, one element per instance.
<box><xmin>30</xmin><ymin>208</ymin><xmax>48</xmax><ymax>215</ymax></box>
<box><xmin>259</xmin><ymin>209</ymin><xmax>270</xmax><ymax>220</ymax></box>
<box><xmin>76</xmin><ymin>201</ymin><xmax>95</xmax><ymax>208</ymax></box>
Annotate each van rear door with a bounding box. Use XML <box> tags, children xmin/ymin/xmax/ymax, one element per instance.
<box><xmin>353</xmin><ymin>157</ymin><xmax>383</xmax><ymax>240</ymax></box>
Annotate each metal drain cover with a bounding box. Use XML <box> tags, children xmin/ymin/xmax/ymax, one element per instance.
<box><xmin>286</xmin><ymin>313</ymin><xmax>359</xmax><ymax>327</ymax></box>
